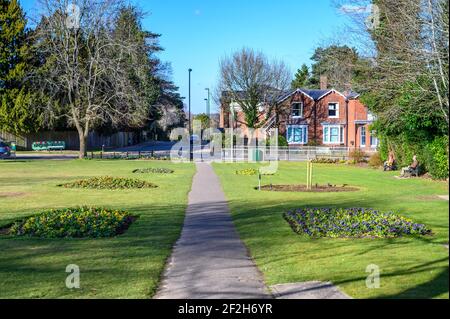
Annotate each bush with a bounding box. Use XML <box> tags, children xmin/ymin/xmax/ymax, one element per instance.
<box><xmin>422</xmin><ymin>136</ymin><xmax>448</xmax><ymax>180</ymax></box>
<box><xmin>311</xmin><ymin>158</ymin><xmax>339</xmax><ymax>164</ymax></box>
<box><xmin>283</xmin><ymin>207</ymin><xmax>431</xmax><ymax>238</ymax></box>
<box><xmin>9</xmin><ymin>207</ymin><xmax>135</xmax><ymax>238</ymax></box>
<box><xmin>60</xmin><ymin>176</ymin><xmax>157</xmax><ymax>189</ymax></box>
<box><xmin>349</xmin><ymin>149</ymin><xmax>367</xmax><ymax>163</ymax></box>
<box><xmin>368</xmin><ymin>152</ymin><xmax>383</xmax><ymax>168</ymax></box>
<box><xmin>266</xmin><ymin>135</ymin><xmax>288</xmax><ymax>147</ymax></box>
<box><xmin>132</xmin><ymin>168</ymin><xmax>174</xmax><ymax>174</ymax></box>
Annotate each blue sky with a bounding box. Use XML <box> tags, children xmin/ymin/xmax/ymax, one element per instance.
<box><xmin>20</xmin><ymin>0</ymin><xmax>350</xmax><ymax>114</ymax></box>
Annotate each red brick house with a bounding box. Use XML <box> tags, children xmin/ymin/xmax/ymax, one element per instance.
<box><xmin>220</xmin><ymin>85</ymin><xmax>378</xmax><ymax>151</ymax></box>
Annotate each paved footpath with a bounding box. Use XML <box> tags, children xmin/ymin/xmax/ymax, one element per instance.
<box><xmin>155</xmin><ymin>162</ymin><xmax>270</xmax><ymax>299</ymax></box>
<box><xmin>155</xmin><ymin>162</ymin><xmax>350</xmax><ymax>299</ymax></box>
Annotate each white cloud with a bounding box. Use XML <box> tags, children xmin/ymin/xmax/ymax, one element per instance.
<box><xmin>340</xmin><ymin>4</ymin><xmax>371</xmax><ymax>14</ymax></box>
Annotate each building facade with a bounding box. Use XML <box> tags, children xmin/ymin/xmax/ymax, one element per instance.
<box><xmin>220</xmin><ymin>87</ymin><xmax>378</xmax><ymax>151</ymax></box>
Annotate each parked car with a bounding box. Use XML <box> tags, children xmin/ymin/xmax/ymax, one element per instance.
<box><xmin>0</xmin><ymin>141</ymin><xmax>11</xmax><ymax>158</ymax></box>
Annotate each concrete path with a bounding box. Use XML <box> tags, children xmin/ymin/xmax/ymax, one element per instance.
<box><xmin>270</xmin><ymin>282</ymin><xmax>351</xmax><ymax>299</ymax></box>
<box><xmin>155</xmin><ymin>162</ymin><xmax>270</xmax><ymax>299</ymax></box>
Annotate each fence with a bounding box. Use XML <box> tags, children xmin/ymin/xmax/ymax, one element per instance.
<box><xmin>220</xmin><ymin>146</ymin><xmax>352</xmax><ymax>162</ymax></box>
<box><xmin>85</xmin><ymin>146</ymin><xmax>375</xmax><ymax>162</ymax></box>
<box><xmin>1</xmin><ymin>130</ymin><xmax>138</xmax><ymax>150</ymax></box>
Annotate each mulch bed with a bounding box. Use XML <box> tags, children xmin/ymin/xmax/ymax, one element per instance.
<box><xmin>257</xmin><ymin>184</ymin><xmax>359</xmax><ymax>192</ymax></box>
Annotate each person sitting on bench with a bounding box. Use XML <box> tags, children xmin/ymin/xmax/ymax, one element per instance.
<box><xmin>400</xmin><ymin>155</ymin><xmax>419</xmax><ymax>177</ymax></box>
<box><xmin>384</xmin><ymin>151</ymin><xmax>396</xmax><ymax>171</ymax></box>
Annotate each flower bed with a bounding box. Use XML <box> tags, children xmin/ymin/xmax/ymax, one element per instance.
<box><xmin>311</xmin><ymin>158</ymin><xmax>340</xmax><ymax>164</ymax></box>
<box><xmin>132</xmin><ymin>168</ymin><xmax>174</xmax><ymax>174</ymax></box>
<box><xmin>259</xmin><ymin>184</ymin><xmax>358</xmax><ymax>192</ymax></box>
<box><xmin>9</xmin><ymin>207</ymin><xmax>136</xmax><ymax>238</ymax></box>
<box><xmin>284</xmin><ymin>207</ymin><xmax>431</xmax><ymax>238</ymax></box>
<box><xmin>235</xmin><ymin>168</ymin><xmax>274</xmax><ymax>176</ymax></box>
<box><xmin>59</xmin><ymin>176</ymin><xmax>157</xmax><ymax>189</ymax></box>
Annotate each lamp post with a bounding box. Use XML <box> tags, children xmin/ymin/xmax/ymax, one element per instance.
<box><xmin>188</xmin><ymin>68</ymin><xmax>193</xmax><ymax>161</ymax></box>
<box><xmin>188</xmin><ymin>69</ymin><xmax>192</xmax><ymax>135</ymax></box>
<box><xmin>205</xmin><ymin>88</ymin><xmax>211</xmax><ymax>117</ymax></box>
<box><xmin>204</xmin><ymin>98</ymin><xmax>208</xmax><ymax>114</ymax></box>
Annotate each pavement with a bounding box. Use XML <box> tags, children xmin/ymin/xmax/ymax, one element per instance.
<box><xmin>270</xmin><ymin>282</ymin><xmax>351</xmax><ymax>299</ymax></box>
<box><xmin>155</xmin><ymin>162</ymin><xmax>351</xmax><ymax>299</ymax></box>
<box><xmin>155</xmin><ymin>162</ymin><xmax>270</xmax><ymax>299</ymax></box>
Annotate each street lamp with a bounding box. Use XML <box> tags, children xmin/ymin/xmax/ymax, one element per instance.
<box><xmin>188</xmin><ymin>69</ymin><xmax>192</xmax><ymax>136</ymax></box>
<box><xmin>205</xmin><ymin>88</ymin><xmax>211</xmax><ymax>117</ymax></box>
<box><xmin>204</xmin><ymin>98</ymin><xmax>208</xmax><ymax>113</ymax></box>
<box><xmin>188</xmin><ymin>68</ymin><xmax>193</xmax><ymax>161</ymax></box>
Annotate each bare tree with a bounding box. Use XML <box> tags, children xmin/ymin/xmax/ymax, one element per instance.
<box><xmin>33</xmin><ymin>0</ymin><xmax>153</xmax><ymax>158</ymax></box>
<box><xmin>333</xmin><ymin>0</ymin><xmax>449</xmax><ymax>126</ymax></box>
<box><xmin>217</xmin><ymin>48</ymin><xmax>291</xmax><ymax>129</ymax></box>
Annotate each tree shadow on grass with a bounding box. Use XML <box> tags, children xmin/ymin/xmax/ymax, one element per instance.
<box><xmin>225</xmin><ymin>197</ymin><xmax>449</xmax><ymax>298</ymax></box>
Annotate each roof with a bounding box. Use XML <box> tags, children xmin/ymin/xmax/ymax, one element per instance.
<box><xmin>277</xmin><ymin>88</ymin><xmax>360</xmax><ymax>103</ymax></box>
<box><xmin>222</xmin><ymin>88</ymin><xmax>361</xmax><ymax>104</ymax></box>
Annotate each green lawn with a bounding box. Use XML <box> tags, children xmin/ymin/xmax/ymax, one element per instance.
<box><xmin>0</xmin><ymin>159</ymin><xmax>195</xmax><ymax>298</ymax></box>
<box><xmin>213</xmin><ymin>162</ymin><xmax>449</xmax><ymax>299</ymax></box>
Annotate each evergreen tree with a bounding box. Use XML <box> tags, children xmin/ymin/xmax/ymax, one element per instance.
<box><xmin>0</xmin><ymin>0</ymin><xmax>38</xmax><ymax>134</ymax></box>
<box><xmin>309</xmin><ymin>45</ymin><xmax>360</xmax><ymax>91</ymax></box>
<box><xmin>291</xmin><ymin>64</ymin><xmax>310</xmax><ymax>89</ymax></box>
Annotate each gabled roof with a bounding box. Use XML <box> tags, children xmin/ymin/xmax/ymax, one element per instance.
<box><xmin>277</xmin><ymin>88</ymin><xmax>360</xmax><ymax>103</ymax></box>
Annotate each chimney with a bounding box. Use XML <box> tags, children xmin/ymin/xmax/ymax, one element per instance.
<box><xmin>320</xmin><ymin>75</ymin><xmax>328</xmax><ymax>90</ymax></box>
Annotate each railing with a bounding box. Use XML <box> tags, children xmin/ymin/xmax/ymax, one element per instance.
<box><xmin>221</xmin><ymin>146</ymin><xmax>351</xmax><ymax>162</ymax></box>
<box><xmin>262</xmin><ymin>115</ymin><xmax>276</xmax><ymax>136</ymax></box>
<box><xmin>84</xmin><ymin>146</ymin><xmax>376</xmax><ymax>162</ymax></box>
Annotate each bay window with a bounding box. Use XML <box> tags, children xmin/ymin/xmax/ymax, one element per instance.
<box><xmin>360</xmin><ymin>126</ymin><xmax>366</xmax><ymax>146</ymax></box>
<box><xmin>323</xmin><ymin>125</ymin><xmax>344</xmax><ymax>144</ymax></box>
<box><xmin>287</xmin><ymin>125</ymin><xmax>308</xmax><ymax>144</ymax></box>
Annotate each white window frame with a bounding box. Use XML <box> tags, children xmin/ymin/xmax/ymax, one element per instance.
<box><xmin>370</xmin><ymin>131</ymin><xmax>379</xmax><ymax>148</ymax></box>
<box><xmin>323</xmin><ymin>125</ymin><xmax>344</xmax><ymax>144</ymax></box>
<box><xmin>286</xmin><ymin>125</ymin><xmax>308</xmax><ymax>145</ymax></box>
<box><xmin>291</xmin><ymin>102</ymin><xmax>303</xmax><ymax>118</ymax></box>
<box><xmin>328</xmin><ymin>102</ymin><xmax>339</xmax><ymax>118</ymax></box>
<box><xmin>360</xmin><ymin>126</ymin><xmax>366</xmax><ymax>147</ymax></box>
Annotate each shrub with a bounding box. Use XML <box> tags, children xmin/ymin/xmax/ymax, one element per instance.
<box><xmin>311</xmin><ymin>158</ymin><xmax>339</xmax><ymax>164</ymax></box>
<box><xmin>422</xmin><ymin>136</ymin><xmax>448</xmax><ymax>180</ymax></box>
<box><xmin>368</xmin><ymin>152</ymin><xmax>383</xmax><ymax>168</ymax></box>
<box><xmin>349</xmin><ymin>149</ymin><xmax>367</xmax><ymax>163</ymax></box>
<box><xmin>284</xmin><ymin>207</ymin><xmax>431</xmax><ymax>238</ymax></box>
<box><xmin>60</xmin><ymin>176</ymin><xmax>157</xmax><ymax>189</ymax></box>
<box><xmin>132</xmin><ymin>168</ymin><xmax>174</xmax><ymax>174</ymax></box>
<box><xmin>266</xmin><ymin>135</ymin><xmax>288</xmax><ymax>147</ymax></box>
<box><xmin>9</xmin><ymin>207</ymin><xmax>135</xmax><ymax>238</ymax></box>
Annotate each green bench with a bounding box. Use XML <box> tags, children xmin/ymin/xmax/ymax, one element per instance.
<box><xmin>32</xmin><ymin>141</ymin><xmax>66</xmax><ymax>151</ymax></box>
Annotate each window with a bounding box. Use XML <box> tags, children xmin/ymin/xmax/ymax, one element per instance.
<box><xmin>360</xmin><ymin>126</ymin><xmax>366</xmax><ymax>146</ymax></box>
<box><xmin>291</xmin><ymin>102</ymin><xmax>303</xmax><ymax>118</ymax></box>
<box><xmin>328</xmin><ymin>102</ymin><xmax>339</xmax><ymax>118</ymax></box>
<box><xmin>323</xmin><ymin>125</ymin><xmax>344</xmax><ymax>144</ymax></box>
<box><xmin>287</xmin><ymin>125</ymin><xmax>308</xmax><ymax>144</ymax></box>
<box><xmin>370</xmin><ymin>132</ymin><xmax>379</xmax><ymax>147</ymax></box>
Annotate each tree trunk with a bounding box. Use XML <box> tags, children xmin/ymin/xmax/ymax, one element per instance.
<box><xmin>78</xmin><ymin>132</ymin><xmax>87</xmax><ymax>159</ymax></box>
